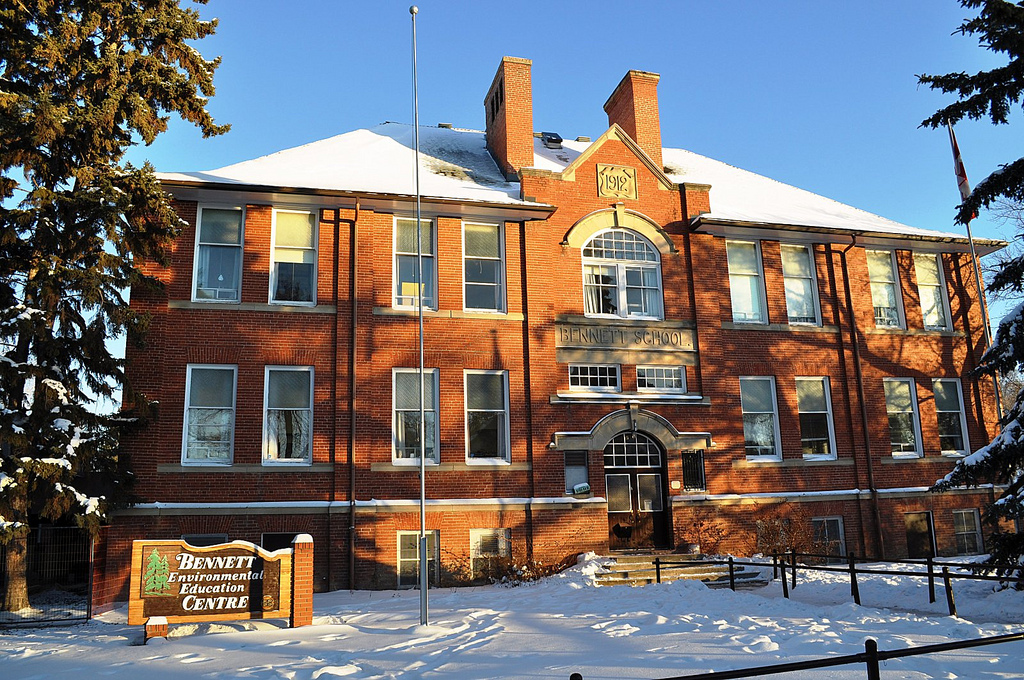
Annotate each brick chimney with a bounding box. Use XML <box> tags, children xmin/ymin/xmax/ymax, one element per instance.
<box><xmin>484</xmin><ymin>57</ymin><xmax>534</xmax><ymax>180</ymax></box>
<box><xmin>603</xmin><ymin>70</ymin><xmax>663</xmax><ymax>169</ymax></box>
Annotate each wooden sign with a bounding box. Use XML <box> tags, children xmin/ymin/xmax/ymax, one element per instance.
<box><xmin>128</xmin><ymin>535</ymin><xmax>313</xmax><ymax>631</ymax></box>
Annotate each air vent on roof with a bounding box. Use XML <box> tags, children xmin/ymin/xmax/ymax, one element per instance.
<box><xmin>541</xmin><ymin>131</ymin><xmax>563</xmax><ymax>149</ymax></box>
<box><xmin>438</xmin><ymin>122</ymin><xmax>453</xmax><ymax>128</ymax></box>
<box><xmin>576</xmin><ymin>136</ymin><xmax>591</xmax><ymax>143</ymax></box>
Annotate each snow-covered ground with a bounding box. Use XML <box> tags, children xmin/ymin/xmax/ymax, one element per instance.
<box><xmin>2</xmin><ymin>555</ymin><xmax>1023</xmax><ymax>679</ymax></box>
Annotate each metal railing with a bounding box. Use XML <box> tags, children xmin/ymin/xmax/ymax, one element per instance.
<box><xmin>567</xmin><ymin>632</ymin><xmax>1024</xmax><ymax>679</ymax></box>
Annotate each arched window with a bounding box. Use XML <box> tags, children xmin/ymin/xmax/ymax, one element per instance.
<box><xmin>582</xmin><ymin>229</ymin><xmax>662</xmax><ymax>319</ymax></box>
<box><xmin>604</xmin><ymin>431</ymin><xmax>662</xmax><ymax>468</ymax></box>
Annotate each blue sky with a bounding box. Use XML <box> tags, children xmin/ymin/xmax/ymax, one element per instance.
<box><xmin>128</xmin><ymin>0</ymin><xmax>1022</xmax><ymax>271</ymax></box>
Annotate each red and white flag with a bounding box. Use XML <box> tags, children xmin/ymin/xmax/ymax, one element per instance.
<box><xmin>947</xmin><ymin>122</ymin><xmax>975</xmax><ymax>218</ymax></box>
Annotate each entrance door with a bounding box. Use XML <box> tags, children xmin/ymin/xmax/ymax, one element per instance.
<box><xmin>604</xmin><ymin>431</ymin><xmax>669</xmax><ymax>550</ymax></box>
<box><xmin>904</xmin><ymin>512</ymin><xmax>935</xmax><ymax>559</ymax></box>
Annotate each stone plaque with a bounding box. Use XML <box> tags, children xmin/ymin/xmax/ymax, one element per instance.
<box><xmin>597</xmin><ymin>164</ymin><xmax>638</xmax><ymax>200</ymax></box>
<box><xmin>556</xmin><ymin>322</ymin><xmax>694</xmax><ymax>353</ymax></box>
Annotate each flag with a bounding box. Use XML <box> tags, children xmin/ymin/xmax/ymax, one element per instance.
<box><xmin>947</xmin><ymin>122</ymin><xmax>976</xmax><ymax>219</ymax></box>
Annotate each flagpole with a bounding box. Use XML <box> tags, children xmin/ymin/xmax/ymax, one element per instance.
<box><xmin>947</xmin><ymin>122</ymin><xmax>1003</xmax><ymax>420</ymax></box>
<box><xmin>410</xmin><ymin>4</ymin><xmax>428</xmax><ymax>626</ymax></box>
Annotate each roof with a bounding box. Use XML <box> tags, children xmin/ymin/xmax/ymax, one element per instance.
<box><xmin>159</xmin><ymin>122</ymin><xmax>991</xmax><ymax>244</ymax></box>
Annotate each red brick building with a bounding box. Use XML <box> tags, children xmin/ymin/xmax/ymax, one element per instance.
<box><xmin>94</xmin><ymin>57</ymin><xmax>1003</xmax><ymax>603</ymax></box>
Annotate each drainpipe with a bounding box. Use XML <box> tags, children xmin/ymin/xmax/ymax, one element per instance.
<box><xmin>349</xmin><ymin>200</ymin><xmax>360</xmax><ymax>591</ymax></box>
<box><xmin>825</xmin><ymin>243</ymin><xmax>868</xmax><ymax>557</ymax></box>
<box><xmin>839</xmin><ymin>236</ymin><xmax>885</xmax><ymax>558</ymax></box>
<box><xmin>519</xmin><ymin>219</ymin><xmax>535</xmax><ymax>563</ymax></box>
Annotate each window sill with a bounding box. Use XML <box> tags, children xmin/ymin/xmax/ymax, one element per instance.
<box><xmin>866</xmin><ymin>327</ymin><xmax>965</xmax><ymax>337</ymax></box>
<box><xmin>551</xmin><ymin>392</ymin><xmax>707</xmax><ymax>405</ymax></box>
<box><xmin>161</xmin><ymin>463</ymin><xmax>334</xmax><ymax>473</ymax></box>
<box><xmin>882</xmin><ymin>455</ymin><xmax>952</xmax><ymax>464</ymax></box>
<box><xmin>374</xmin><ymin>307</ymin><xmax>524</xmax><ymax>321</ymax></box>
<box><xmin>370</xmin><ymin>461</ymin><xmax>531</xmax><ymax>472</ymax></box>
<box><xmin>732</xmin><ymin>457</ymin><xmax>852</xmax><ymax>469</ymax></box>
<box><xmin>721</xmin><ymin>321</ymin><xmax>839</xmax><ymax>334</ymax></box>
<box><xmin>170</xmin><ymin>300</ymin><xmax>336</xmax><ymax>314</ymax></box>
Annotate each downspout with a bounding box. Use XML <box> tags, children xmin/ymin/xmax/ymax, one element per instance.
<box><xmin>826</xmin><ymin>243</ymin><xmax>868</xmax><ymax>556</ymax></box>
<box><xmin>327</xmin><ymin>206</ymin><xmax>341</xmax><ymax>591</ymax></box>
<box><xmin>349</xmin><ymin>200</ymin><xmax>360</xmax><ymax>591</ymax></box>
<box><xmin>839</xmin><ymin>236</ymin><xmax>885</xmax><ymax>558</ymax></box>
<box><xmin>519</xmin><ymin>219</ymin><xmax>535</xmax><ymax>562</ymax></box>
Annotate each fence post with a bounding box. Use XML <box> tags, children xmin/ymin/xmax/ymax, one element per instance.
<box><xmin>772</xmin><ymin>553</ymin><xmax>778</xmax><ymax>580</ymax></box>
<box><xmin>943</xmin><ymin>566</ymin><xmax>957</xmax><ymax>617</ymax></box>
<box><xmin>848</xmin><ymin>552</ymin><xmax>861</xmax><ymax>606</ymax></box>
<box><xmin>790</xmin><ymin>548</ymin><xmax>797</xmax><ymax>590</ymax></box>
<box><xmin>927</xmin><ymin>556</ymin><xmax>936</xmax><ymax>604</ymax></box>
<box><xmin>729</xmin><ymin>556</ymin><xmax>736</xmax><ymax>591</ymax></box>
<box><xmin>570</xmin><ymin>673</ymin><xmax>583</xmax><ymax>680</ymax></box>
<box><xmin>655</xmin><ymin>557</ymin><xmax>661</xmax><ymax>584</ymax></box>
<box><xmin>781</xmin><ymin>559</ymin><xmax>790</xmax><ymax>599</ymax></box>
<box><xmin>864</xmin><ymin>638</ymin><xmax>881</xmax><ymax>680</ymax></box>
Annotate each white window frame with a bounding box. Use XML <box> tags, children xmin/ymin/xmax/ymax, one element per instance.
<box><xmin>914</xmin><ymin>252</ymin><xmax>951</xmax><ymax>331</ymax></box>
<box><xmin>739</xmin><ymin>376</ymin><xmax>782</xmax><ymax>460</ymax></box>
<box><xmin>581</xmin><ymin>228</ymin><xmax>663</xmax><ymax>321</ymax></box>
<box><xmin>726</xmin><ymin>240</ymin><xmax>767</xmax><ymax>324</ymax></box>
<box><xmin>933</xmin><ymin>378</ymin><xmax>970</xmax><ymax>456</ymax></box>
<box><xmin>884</xmin><ymin>377</ymin><xmax>923</xmax><ymax>458</ymax></box>
<box><xmin>270</xmin><ymin>208</ymin><xmax>317</xmax><ymax>305</ymax></box>
<box><xmin>182</xmin><ymin>364</ymin><xmax>237</xmax><ymax>465</ymax></box>
<box><xmin>780</xmin><ymin>243</ymin><xmax>821</xmax><ymax>326</ymax></box>
<box><xmin>952</xmin><ymin>508</ymin><xmax>983</xmax><ymax>555</ymax></box>
<box><xmin>262</xmin><ymin>366</ymin><xmax>314</xmax><ymax>466</ymax></box>
<box><xmin>463</xmin><ymin>221</ymin><xmax>505</xmax><ymax>313</ymax></box>
<box><xmin>192</xmin><ymin>205</ymin><xmax>244</xmax><ymax>303</ymax></box>
<box><xmin>564</xmin><ymin>450</ymin><xmax>589</xmax><ymax>494</ymax></box>
<box><xmin>393</xmin><ymin>216</ymin><xmax>437</xmax><ymax>310</ymax></box>
<box><xmin>866</xmin><ymin>249</ymin><xmax>905</xmax><ymax>329</ymax></box>
<box><xmin>397</xmin><ymin>530</ymin><xmax>439</xmax><ymax>589</ymax></box>
<box><xmin>796</xmin><ymin>376</ymin><xmax>837</xmax><ymax>460</ymax></box>
<box><xmin>392</xmin><ymin>367</ymin><xmax>440</xmax><ymax>465</ymax></box>
<box><xmin>568</xmin><ymin>364</ymin><xmax>621</xmax><ymax>392</ymax></box>
<box><xmin>636</xmin><ymin>365</ymin><xmax>687</xmax><ymax>394</ymax></box>
<box><xmin>470</xmin><ymin>528</ymin><xmax>511</xmax><ymax>580</ymax></box>
<box><xmin>464</xmin><ymin>369</ymin><xmax>510</xmax><ymax>464</ymax></box>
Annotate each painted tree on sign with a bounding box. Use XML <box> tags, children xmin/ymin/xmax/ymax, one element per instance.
<box><xmin>922</xmin><ymin>1</ymin><xmax>1024</xmax><ymax>583</ymax></box>
<box><xmin>0</xmin><ymin>0</ymin><xmax>227</xmax><ymax>611</ymax></box>
<box><xmin>143</xmin><ymin>549</ymin><xmax>171</xmax><ymax>596</ymax></box>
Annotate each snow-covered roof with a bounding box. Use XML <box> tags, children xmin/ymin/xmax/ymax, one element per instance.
<box><xmin>160</xmin><ymin>123</ymin><xmax>986</xmax><ymax>243</ymax></box>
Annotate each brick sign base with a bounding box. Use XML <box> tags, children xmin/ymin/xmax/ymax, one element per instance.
<box><xmin>128</xmin><ymin>534</ymin><xmax>313</xmax><ymax>636</ymax></box>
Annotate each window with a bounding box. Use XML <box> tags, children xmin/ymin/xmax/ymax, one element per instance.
<box><xmin>183</xmin><ymin>365</ymin><xmax>236</xmax><ymax>464</ymax></box>
<box><xmin>393</xmin><ymin>368</ymin><xmax>438</xmax><ymax>463</ymax></box>
<box><xmin>781</xmin><ymin>244</ymin><xmax>819</xmax><ymax>325</ymax></box>
<box><xmin>470</xmin><ymin>528</ymin><xmax>511</xmax><ymax>581</ymax></box>
<box><xmin>582</xmin><ymin>229</ymin><xmax>662</xmax><ymax>319</ymax></box>
<box><xmin>915</xmin><ymin>253</ymin><xmax>949</xmax><ymax>330</ymax></box>
<box><xmin>261</xmin><ymin>532</ymin><xmax>300</xmax><ymax>552</ymax></box>
<box><xmin>181</xmin><ymin>534</ymin><xmax>228</xmax><ymax>547</ymax></box>
<box><xmin>812</xmin><ymin>517</ymin><xmax>846</xmax><ymax>561</ymax></box>
<box><xmin>464</xmin><ymin>222</ymin><xmax>504</xmax><ymax>312</ymax></box>
<box><xmin>271</xmin><ymin>209</ymin><xmax>316</xmax><ymax>304</ymax></box>
<box><xmin>465</xmin><ymin>370</ymin><xmax>509</xmax><ymax>462</ymax></box>
<box><xmin>394</xmin><ymin>218</ymin><xmax>436</xmax><ymax>309</ymax></box>
<box><xmin>564</xmin><ymin>450</ymin><xmax>589</xmax><ymax>493</ymax></box>
<box><xmin>726</xmin><ymin>240</ymin><xmax>766</xmax><ymax>323</ymax></box>
<box><xmin>884</xmin><ymin>378</ymin><xmax>921</xmax><ymax>456</ymax></box>
<box><xmin>569</xmin><ymin>364</ymin><xmax>620</xmax><ymax>392</ymax></box>
<box><xmin>636</xmin><ymin>366</ymin><xmax>686</xmax><ymax>393</ymax></box>
<box><xmin>263</xmin><ymin>367</ymin><xmax>313</xmax><ymax>464</ymax></box>
<box><xmin>739</xmin><ymin>377</ymin><xmax>780</xmax><ymax>458</ymax></box>
<box><xmin>866</xmin><ymin>250</ymin><xmax>903</xmax><ymax>328</ymax></box>
<box><xmin>397</xmin><ymin>531</ymin><xmax>439</xmax><ymax>588</ymax></box>
<box><xmin>603</xmin><ymin>431</ymin><xmax>662</xmax><ymax>468</ymax></box>
<box><xmin>933</xmin><ymin>378</ymin><xmax>969</xmax><ymax>455</ymax></box>
<box><xmin>796</xmin><ymin>377</ymin><xmax>836</xmax><ymax>459</ymax></box>
<box><xmin>953</xmin><ymin>509</ymin><xmax>983</xmax><ymax>555</ymax></box>
<box><xmin>193</xmin><ymin>207</ymin><xmax>243</xmax><ymax>302</ymax></box>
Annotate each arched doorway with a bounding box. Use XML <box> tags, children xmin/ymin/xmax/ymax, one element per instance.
<box><xmin>604</xmin><ymin>431</ymin><xmax>669</xmax><ymax>550</ymax></box>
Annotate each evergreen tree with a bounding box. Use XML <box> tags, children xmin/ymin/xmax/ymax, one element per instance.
<box><xmin>0</xmin><ymin>0</ymin><xmax>227</xmax><ymax>611</ymax></box>
<box><xmin>922</xmin><ymin>1</ymin><xmax>1024</xmax><ymax>582</ymax></box>
<box><xmin>143</xmin><ymin>548</ymin><xmax>170</xmax><ymax>595</ymax></box>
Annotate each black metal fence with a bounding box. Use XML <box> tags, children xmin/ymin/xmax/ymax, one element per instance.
<box><xmin>0</xmin><ymin>526</ymin><xmax>92</xmax><ymax>625</ymax></box>
<box><xmin>568</xmin><ymin>632</ymin><xmax>1024</xmax><ymax>679</ymax></box>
